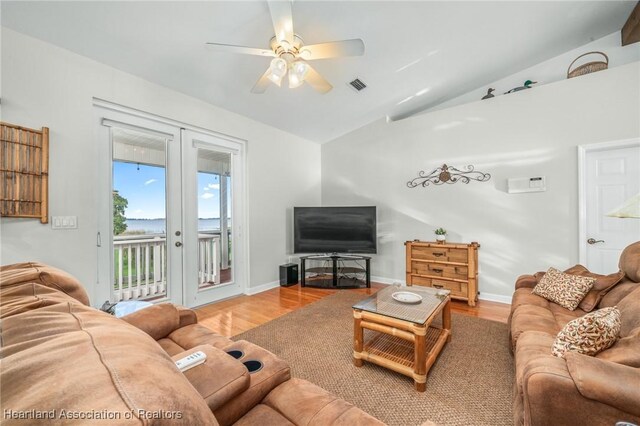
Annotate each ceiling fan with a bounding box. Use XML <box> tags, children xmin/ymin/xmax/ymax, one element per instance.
<box><xmin>205</xmin><ymin>1</ymin><xmax>365</xmax><ymax>94</ymax></box>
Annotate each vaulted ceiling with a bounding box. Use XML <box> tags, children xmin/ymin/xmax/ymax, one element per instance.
<box><xmin>2</xmin><ymin>1</ymin><xmax>636</xmax><ymax>142</ymax></box>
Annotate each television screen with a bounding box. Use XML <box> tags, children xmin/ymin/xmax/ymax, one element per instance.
<box><xmin>294</xmin><ymin>206</ymin><xmax>377</xmax><ymax>254</ymax></box>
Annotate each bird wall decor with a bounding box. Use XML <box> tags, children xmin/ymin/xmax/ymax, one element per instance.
<box><xmin>481</xmin><ymin>88</ymin><xmax>495</xmax><ymax>100</ymax></box>
<box><xmin>505</xmin><ymin>80</ymin><xmax>537</xmax><ymax>94</ymax></box>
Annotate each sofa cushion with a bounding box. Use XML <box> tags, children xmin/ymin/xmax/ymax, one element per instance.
<box><xmin>0</xmin><ymin>262</ymin><xmax>90</xmax><ymax>306</ymax></box>
<box><xmin>0</xmin><ymin>282</ymin><xmax>80</xmax><ymax>319</ymax></box>
<box><xmin>234</xmin><ymin>404</ymin><xmax>295</xmax><ymax>426</ymax></box>
<box><xmin>511</xmin><ymin>287</ymin><xmax>550</xmax><ymax>312</ymax></box>
<box><xmin>552</xmin><ymin>307</ymin><xmax>621</xmax><ymax>358</ymax></box>
<box><xmin>167</xmin><ymin>323</ymin><xmax>234</xmax><ymax>350</ymax></box>
<box><xmin>262</xmin><ymin>378</ymin><xmax>385</xmax><ymax>425</ymax></box>
<box><xmin>597</xmin><ymin>281</ymin><xmax>640</xmax><ymax>370</ymax></box>
<box><xmin>546</xmin><ymin>303</ymin><xmax>586</xmax><ymax>328</ymax></box>
<box><xmin>619</xmin><ymin>241</ymin><xmax>640</xmax><ymax>282</ymax></box>
<box><xmin>514</xmin><ymin>331</ymin><xmax>564</xmax><ymax>388</ymax></box>
<box><xmin>532</xmin><ymin>267</ymin><xmax>594</xmax><ymax>311</ymax></box>
<box><xmin>158</xmin><ymin>337</ymin><xmax>187</xmax><ymax>356</ymax></box>
<box><xmin>510</xmin><ymin>305</ymin><xmax>560</xmax><ymax>351</ymax></box>
<box><xmin>616</xmin><ymin>285</ymin><xmax>640</xmax><ymax>337</ymax></box>
<box><xmin>561</xmin><ymin>265</ymin><xmax>625</xmax><ymax>312</ymax></box>
<box><xmin>596</xmin><ymin>326</ymin><xmax>640</xmax><ymax>367</ymax></box>
<box><xmin>599</xmin><ymin>280</ymin><xmax>639</xmax><ymax>308</ymax></box>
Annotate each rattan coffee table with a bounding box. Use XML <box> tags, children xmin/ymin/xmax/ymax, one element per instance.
<box><xmin>352</xmin><ymin>285</ymin><xmax>451</xmax><ymax>392</ymax></box>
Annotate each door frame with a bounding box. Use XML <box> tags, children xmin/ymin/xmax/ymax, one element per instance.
<box><xmin>93</xmin><ymin>98</ymin><xmax>249</xmax><ymax>306</ymax></box>
<box><xmin>577</xmin><ymin>137</ymin><xmax>640</xmax><ymax>266</ymax></box>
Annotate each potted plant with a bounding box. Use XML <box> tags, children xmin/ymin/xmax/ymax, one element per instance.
<box><xmin>435</xmin><ymin>228</ymin><xmax>447</xmax><ymax>243</ymax></box>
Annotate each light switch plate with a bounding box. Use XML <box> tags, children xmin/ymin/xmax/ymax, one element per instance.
<box><xmin>51</xmin><ymin>216</ymin><xmax>77</xmax><ymax>229</ymax></box>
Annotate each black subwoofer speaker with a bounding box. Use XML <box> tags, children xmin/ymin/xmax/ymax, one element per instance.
<box><xmin>279</xmin><ymin>263</ymin><xmax>298</xmax><ymax>287</ymax></box>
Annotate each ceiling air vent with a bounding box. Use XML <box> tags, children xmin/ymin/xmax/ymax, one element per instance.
<box><xmin>348</xmin><ymin>78</ymin><xmax>367</xmax><ymax>92</ymax></box>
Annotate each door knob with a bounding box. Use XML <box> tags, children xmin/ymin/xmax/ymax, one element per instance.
<box><xmin>175</xmin><ymin>242</ymin><xmax>183</xmax><ymax>247</ymax></box>
<box><xmin>587</xmin><ymin>238</ymin><xmax>605</xmax><ymax>245</ymax></box>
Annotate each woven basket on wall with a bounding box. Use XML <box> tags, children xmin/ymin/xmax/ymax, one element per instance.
<box><xmin>567</xmin><ymin>51</ymin><xmax>609</xmax><ymax>79</ymax></box>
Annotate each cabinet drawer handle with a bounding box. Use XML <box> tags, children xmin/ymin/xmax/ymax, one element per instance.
<box><xmin>431</xmin><ymin>268</ymin><xmax>443</xmax><ymax>273</ymax></box>
<box><xmin>433</xmin><ymin>252</ymin><xmax>446</xmax><ymax>257</ymax></box>
<box><xmin>433</xmin><ymin>284</ymin><xmax>444</xmax><ymax>289</ymax></box>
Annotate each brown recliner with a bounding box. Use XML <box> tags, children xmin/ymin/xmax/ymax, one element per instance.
<box><xmin>508</xmin><ymin>241</ymin><xmax>640</xmax><ymax>426</ymax></box>
<box><xmin>0</xmin><ymin>262</ymin><xmax>384</xmax><ymax>425</ymax></box>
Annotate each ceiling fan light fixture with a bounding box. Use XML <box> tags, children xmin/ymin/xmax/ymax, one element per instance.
<box><xmin>268</xmin><ymin>73</ymin><xmax>283</xmax><ymax>86</ymax></box>
<box><xmin>288</xmin><ymin>72</ymin><xmax>303</xmax><ymax>88</ymax></box>
<box><xmin>288</xmin><ymin>61</ymin><xmax>309</xmax><ymax>88</ymax></box>
<box><xmin>207</xmin><ymin>2</ymin><xmax>364</xmax><ymax>94</ymax></box>
<box><xmin>269</xmin><ymin>57</ymin><xmax>287</xmax><ymax>76</ymax></box>
<box><xmin>268</xmin><ymin>57</ymin><xmax>288</xmax><ymax>86</ymax></box>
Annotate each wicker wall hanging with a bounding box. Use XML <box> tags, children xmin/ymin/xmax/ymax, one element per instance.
<box><xmin>407</xmin><ymin>164</ymin><xmax>491</xmax><ymax>188</ymax></box>
<box><xmin>0</xmin><ymin>122</ymin><xmax>49</xmax><ymax>223</ymax></box>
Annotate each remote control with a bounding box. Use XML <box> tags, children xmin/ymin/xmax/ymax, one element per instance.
<box><xmin>175</xmin><ymin>351</ymin><xmax>207</xmax><ymax>372</ymax></box>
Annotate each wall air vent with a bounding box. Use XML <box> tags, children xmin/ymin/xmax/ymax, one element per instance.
<box><xmin>348</xmin><ymin>78</ymin><xmax>367</xmax><ymax>92</ymax></box>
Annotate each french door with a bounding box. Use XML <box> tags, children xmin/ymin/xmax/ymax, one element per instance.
<box><xmin>182</xmin><ymin>130</ymin><xmax>245</xmax><ymax>306</ymax></box>
<box><xmin>96</xmin><ymin>104</ymin><xmax>246</xmax><ymax>308</ymax></box>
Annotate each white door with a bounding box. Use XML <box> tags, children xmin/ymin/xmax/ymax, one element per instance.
<box><xmin>580</xmin><ymin>140</ymin><xmax>640</xmax><ymax>274</ymax></box>
<box><xmin>96</xmin><ymin>112</ymin><xmax>184</xmax><ymax>305</ymax></box>
<box><xmin>182</xmin><ymin>129</ymin><xmax>246</xmax><ymax>307</ymax></box>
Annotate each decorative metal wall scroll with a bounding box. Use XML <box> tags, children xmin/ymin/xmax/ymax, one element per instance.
<box><xmin>407</xmin><ymin>164</ymin><xmax>491</xmax><ymax>188</ymax></box>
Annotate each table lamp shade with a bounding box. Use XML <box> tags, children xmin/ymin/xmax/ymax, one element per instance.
<box><xmin>606</xmin><ymin>193</ymin><xmax>640</xmax><ymax>219</ymax></box>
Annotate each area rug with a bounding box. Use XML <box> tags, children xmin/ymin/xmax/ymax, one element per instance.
<box><xmin>235</xmin><ymin>291</ymin><xmax>513</xmax><ymax>426</ymax></box>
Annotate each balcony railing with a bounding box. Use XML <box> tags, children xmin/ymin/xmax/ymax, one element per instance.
<box><xmin>113</xmin><ymin>233</ymin><xmax>221</xmax><ymax>302</ymax></box>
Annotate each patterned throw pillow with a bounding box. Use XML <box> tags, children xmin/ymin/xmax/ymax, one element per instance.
<box><xmin>565</xmin><ymin>265</ymin><xmax>625</xmax><ymax>312</ymax></box>
<box><xmin>532</xmin><ymin>267</ymin><xmax>595</xmax><ymax>311</ymax></box>
<box><xmin>552</xmin><ymin>307</ymin><xmax>621</xmax><ymax>358</ymax></box>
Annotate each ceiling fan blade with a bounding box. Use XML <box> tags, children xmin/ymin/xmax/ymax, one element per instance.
<box><xmin>299</xmin><ymin>39</ymin><xmax>365</xmax><ymax>60</ymax></box>
<box><xmin>268</xmin><ymin>1</ymin><xmax>294</xmax><ymax>45</ymax></box>
<box><xmin>206</xmin><ymin>42</ymin><xmax>275</xmax><ymax>57</ymax></box>
<box><xmin>251</xmin><ymin>68</ymin><xmax>273</xmax><ymax>94</ymax></box>
<box><xmin>303</xmin><ymin>62</ymin><xmax>333</xmax><ymax>94</ymax></box>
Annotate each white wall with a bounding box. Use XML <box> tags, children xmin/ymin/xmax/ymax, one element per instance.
<box><xmin>424</xmin><ymin>31</ymin><xmax>640</xmax><ymax>116</ymax></box>
<box><xmin>322</xmin><ymin>61</ymin><xmax>640</xmax><ymax>302</ymax></box>
<box><xmin>0</xmin><ymin>28</ymin><xmax>321</xmax><ymax>303</ymax></box>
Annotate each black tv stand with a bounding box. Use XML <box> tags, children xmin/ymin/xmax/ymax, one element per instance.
<box><xmin>300</xmin><ymin>254</ymin><xmax>371</xmax><ymax>289</ymax></box>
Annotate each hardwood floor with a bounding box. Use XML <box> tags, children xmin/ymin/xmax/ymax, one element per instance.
<box><xmin>196</xmin><ymin>283</ymin><xmax>511</xmax><ymax>338</ymax></box>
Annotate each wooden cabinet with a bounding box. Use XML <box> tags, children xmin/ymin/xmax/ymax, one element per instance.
<box><xmin>405</xmin><ymin>240</ymin><xmax>480</xmax><ymax>306</ymax></box>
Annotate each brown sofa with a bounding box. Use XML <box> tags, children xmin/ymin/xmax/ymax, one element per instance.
<box><xmin>0</xmin><ymin>262</ymin><xmax>383</xmax><ymax>425</ymax></box>
<box><xmin>508</xmin><ymin>242</ymin><xmax>640</xmax><ymax>426</ymax></box>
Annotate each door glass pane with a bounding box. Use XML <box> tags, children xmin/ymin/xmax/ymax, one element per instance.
<box><xmin>197</xmin><ymin>149</ymin><xmax>232</xmax><ymax>287</ymax></box>
<box><xmin>111</xmin><ymin>127</ymin><xmax>168</xmax><ymax>301</ymax></box>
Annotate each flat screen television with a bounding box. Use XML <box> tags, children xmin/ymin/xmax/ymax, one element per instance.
<box><xmin>294</xmin><ymin>206</ymin><xmax>377</xmax><ymax>254</ymax></box>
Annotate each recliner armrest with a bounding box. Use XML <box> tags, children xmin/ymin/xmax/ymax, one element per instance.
<box><xmin>566</xmin><ymin>352</ymin><xmax>640</xmax><ymax>417</ymax></box>
<box><xmin>515</xmin><ymin>274</ymin><xmax>539</xmax><ymax>290</ymax></box>
<box><xmin>172</xmin><ymin>345</ymin><xmax>250</xmax><ymax>412</ymax></box>
<box><xmin>175</xmin><ymin>304</ymin><xmax>198</xmax><ymax>328</ymax></box>
<box><xmin>120</xmin><ymin>303</ymin><xmax>190</xmax><ymax>340</ymax></box>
